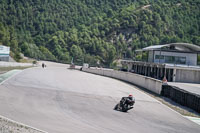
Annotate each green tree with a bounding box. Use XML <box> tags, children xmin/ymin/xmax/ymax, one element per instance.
<box><xmin>70</xmin><ymin>45</ymin><xmax>83</xmax><ymax>63</ymax></box>
<box><xmin>39</xmin><ymin>46</ymin><xmax>56</xmax><ymax>61</ymax></box>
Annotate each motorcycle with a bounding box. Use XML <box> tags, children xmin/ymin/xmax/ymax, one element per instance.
<box><xmin>114</xmin><ymin>97</ymin><xmax>135</xmax><ymax>112</ymax></box>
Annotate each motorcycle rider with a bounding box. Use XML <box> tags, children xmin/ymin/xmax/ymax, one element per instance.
<box><xmin>120</xmin><ymin>94</ymin><xmax>135</xmax><ymax>110</ymax></box>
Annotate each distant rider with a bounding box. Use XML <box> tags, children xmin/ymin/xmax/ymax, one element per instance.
<box><xmin>42</xmin><ymin>63</ymin><xmax>45</xmax><ymax>68</ymax></box>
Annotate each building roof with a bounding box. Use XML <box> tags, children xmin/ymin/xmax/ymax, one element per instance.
<box><xmin>136</xmin><ymin>43</ymin><xmax>200</xmax><ymax>53</ymax></box>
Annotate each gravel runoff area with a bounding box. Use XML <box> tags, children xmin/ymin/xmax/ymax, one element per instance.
<box><xmin>0</xmin><ymin>115</ymin><xmax>46</xmax><ymax>133</ymax></box>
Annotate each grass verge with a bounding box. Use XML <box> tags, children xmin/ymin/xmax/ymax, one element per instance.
<box><xmin>0</xmin><ymin>66</ymin><xmax>32</xmax><ymax>74</ymax></box>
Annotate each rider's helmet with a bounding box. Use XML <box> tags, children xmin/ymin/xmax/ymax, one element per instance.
<box><xmin>128</xmin><ymin>94</ymin><xmax>133</xmax><ymax>100</ymax></box>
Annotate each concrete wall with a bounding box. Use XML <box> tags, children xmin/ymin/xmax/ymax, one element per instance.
<box><xmin>83</xmin><ymin>68</ymin><xmax>162</xmax><ymax>95</ymax></box>
<box><xmin>148</xmin><ymin>50</ymin><xmax>154</xmax><ymax>62</ymax></box>
<box><xmin>127</xmin><ymin>63</ymin><xmax>133</xmax><ymax>71</ymax></box>
<box><xmin>0</xmin><ymin>57</ymin><xmax>9</xmax><ymax>62</ymax></box>
<box><xmin>175</xmin><ymin>69</ymin><xmax>200</xmax><ymax>83</ymax></box>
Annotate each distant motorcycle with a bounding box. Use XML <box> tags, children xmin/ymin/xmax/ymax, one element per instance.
<box><xmin>114</xmin><ymin>96</ymin><xmax>135</xmax><ymax>112</ymax></box>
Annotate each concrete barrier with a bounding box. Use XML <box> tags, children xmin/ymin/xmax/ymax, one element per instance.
<box><xmin>83</xmin><ymin>68</ymin><xmax>162</xmax><ymax>95</ymax></box>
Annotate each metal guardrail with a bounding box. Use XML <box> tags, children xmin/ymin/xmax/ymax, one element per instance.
<box><xmin>161</xmin><ymin>85</ymin><xmax>200</xmax><ymax>113</ymax></box>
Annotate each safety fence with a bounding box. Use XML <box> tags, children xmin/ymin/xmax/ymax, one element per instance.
<box><xmin>161</xmin><ymin>85</ymin><xmax>200</xmax><ymax>113</ymax></box>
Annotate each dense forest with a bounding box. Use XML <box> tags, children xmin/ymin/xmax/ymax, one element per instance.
<box><xmin>0</xmin><ymin>0</ymin><xmax>200</xmax><ymax>66</ymax></box>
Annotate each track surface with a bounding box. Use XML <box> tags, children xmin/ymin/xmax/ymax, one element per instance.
<box><xmin>0</xmin><ymin>62</ymin><xmax>200</xmax><ymax>133</ymax></box>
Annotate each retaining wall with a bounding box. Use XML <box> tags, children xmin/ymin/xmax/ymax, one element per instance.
<box><xmin>83</xmin><ymin>68</ymin><xmax>162</xmax><ymax>95</ymax></box>
<box><xmin>161</xmin><ymin>85</ymin><xmax>200</xmax><ymax>113</ymax></box>
<box><xmin>175</xmin><ymin>69</ymin><xmax>200</xmax><ymax>83</ymax></box>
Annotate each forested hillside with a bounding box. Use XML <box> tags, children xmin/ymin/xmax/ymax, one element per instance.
<box><xmin>0</xmin><ymin>0</ymin><xmax>199</xmax><ymax>66</ymax></box>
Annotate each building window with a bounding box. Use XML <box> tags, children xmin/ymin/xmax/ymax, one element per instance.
<box><xmin>175</xmin><ymin>57</ymin><xmax>186</xmax><ymax>64</ymax></box>
<box><xmin>198</xmin><ymin>54</ymin><xmax>200</xmax><ymax>65</ymax></box>
<box><xmin>155</xmin><ymin>55</ymin><xmax>164</xmax><ymax>59</ymax></box>
<box><xmin>164</xmin><ymin>56</ymin><xmax>186</xmax><ymax>64</ymax></box>
<box><xmin>165</xmin><ymin>56</ymin><xmax>175</xmax><ymax>63</ymax></box>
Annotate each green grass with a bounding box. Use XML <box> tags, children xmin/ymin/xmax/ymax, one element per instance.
<box><xmin>0</xmin><ymin>66</ymin><xmax>32</xmax><ymax>74</ymax></box>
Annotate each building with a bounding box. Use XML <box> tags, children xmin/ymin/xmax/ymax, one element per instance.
<box><xmin>137</xmin><ymin>43</ymin><xmax>200</xmax><ymax>66</ymax></box>
<box><xmin>0</xmin><ymin>45</ymin><xmax>10</xmax><ymax>61</ymax></box>
<box><xmin>121</xmin><ymin>43</ymin><xmax>200</xmax><ymax>83</ymax></box>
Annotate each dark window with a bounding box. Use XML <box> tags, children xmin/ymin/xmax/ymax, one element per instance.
<box><xmin>175</xmin><ymin>57</ymin><xmax>186</xmax><ymax>64</ymax></box>
<box><xmin>165</xmin><ymin>56</ymin><xmax>175</xmax><ymax>63</ymax></box>
<box><xmin>155</xmin><ymin>55</ymin><xmax>164</xmax><ymax>59</ymax></box>
<box><xmin>164</xmin><ymin>56</ymin><xmax>186</xmax><ymax>64</ymax></box>
<box><xmin>198</xmin><ymin>54</ymin><xmax>200</xmax><ymax>65</ymax></box>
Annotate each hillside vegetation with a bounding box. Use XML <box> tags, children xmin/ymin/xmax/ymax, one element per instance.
<box><xmin>0</xmin><ymin>0</ymin><xmax>199</xmax><ymax>66</ymax></box>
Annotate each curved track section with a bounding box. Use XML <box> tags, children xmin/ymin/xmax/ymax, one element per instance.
<box><xmin>0</xmin><ymin>62</ymin><xmax>199</xmax><ymax>133</ymax></box>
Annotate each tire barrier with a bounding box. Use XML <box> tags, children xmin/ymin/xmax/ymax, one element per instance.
<box><xmin>161</xmin><ymin>85</ymin><xmax>200</xmax><ymax>113</ymax></box>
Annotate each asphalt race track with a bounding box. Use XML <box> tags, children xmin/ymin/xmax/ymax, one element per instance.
<box><xmin>0</xmin><ymin>62</ymin><xmax>200</xmax><ymax>133</ymax></box>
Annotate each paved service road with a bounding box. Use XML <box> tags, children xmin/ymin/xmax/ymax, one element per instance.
<box><xmin>0</xmin><ymin>62</ymin><xmax>200</xmax><ymax>133</ymax></box>
<box><xmin>168</xmin><ymin>82</ymin><xmax>200</xmax><ymax>95</ymax></box>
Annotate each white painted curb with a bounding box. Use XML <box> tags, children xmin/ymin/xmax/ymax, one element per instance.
<box><xmin>184</xmin><ymin>116</ymin><xmax>200</xmax><ymax>126</ymax></box>
<box><xmin>0</xmin><ymin>70</ymin><xmax>22</xmax><ymax>85</ymax></box>
<box><xmin>0</xmin><ymin>66</ymin><xmax>36</xmax><ymax>85</ymax></box>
